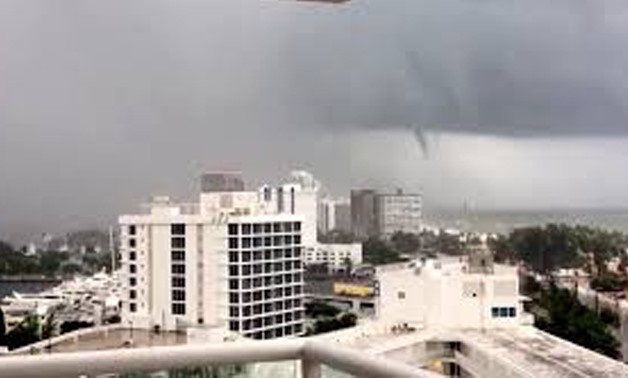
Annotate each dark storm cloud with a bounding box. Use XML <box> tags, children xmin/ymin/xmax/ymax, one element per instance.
<box><xmin>270</xmin><ymin>0</ymin><xmax>628</xmax><ymax>136</ymax></box>
<box><xmin>1</xmin><ymin>0</ymin><xmax>628</xmax><ymax>240</ymax></box>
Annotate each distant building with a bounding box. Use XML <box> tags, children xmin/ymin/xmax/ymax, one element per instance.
<box><xmin>318</xmin><ymin>198</ymin><xmax>351</xmax><ymax>234</ymax></box>
<box><xmin>305</xmin><ymin>243</ymin><xmax>362</xmax><ymax>271</ymax></box>
<box><xmin>351</xmin><ymin>188</ymin><xmax>422</xmax><ymax>239</ymax></box>
<box><xmin>118</xmin><ymin>173</ymin><xmax>305</xmax><ymax>340</ymax></box>
<box><xmin>201</xmin><ymin>172</ymin><xmax>245</xmax><ymax>193</ymax></box>
<box><xmin>375</xmin><ymin>189</ymin><xmax>422</xmax><ymax>237</ymax></box>
<box><xmin>350</xmin><ymin>189</ymin><xmax>378</xmax><ymax>240</ymax></box>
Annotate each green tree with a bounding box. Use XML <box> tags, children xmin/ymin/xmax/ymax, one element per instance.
<box><xmin>41</xmin><ymin>311</ymin><xmax>57</xmax><ymax>340</ymax></box>
<box><xmin>363</xmin><ymin>237</ymin><xmax>406</xmax><ymax>265</ymax></box>
<box><xmin>6</xmin><ymin>315</ymin><xmax>41</xmax><ymax>350</ymax></box>
<box><xmin>390</xmin><ymin>232</ymin><xmax>419</xmax><ymax>254</ymax></box>
<box><xmin>0</xmin><ymin>307</ymin><xmax>7</xmax><ymax>346</ymax></box>
<box><xmin>536</xmin><ymin>285</ymin><xmax>620</xmax><ymax>358</ymax></box>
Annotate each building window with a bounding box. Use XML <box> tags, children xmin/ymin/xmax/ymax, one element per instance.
<box><xmin>171</xmin><ymin>237</ymin><xmax>185</xmax><ymax>249</ymax></box>
<box><xmin>230</xmin><ymin>321</ymin><xmax>239</xmax><ymax>331</ymax></box>
<box><xmin>129</xmin><ymin>264</ymin><xmax>137</xmax><ymax>274</ymax></box>
<box><xmin>492</xmin><ymin>307</ymin><xmax>517</xmax><ymax>318</ymax></box>
<box><xmin>129</xmin><ymin>225</ymin><xmax>136</xmax><ymax>235</ymax></box>
<box><xmin>171</xmin><ymin>264</ymin><xmax>185</xmax><ymax>275</ymax></box>
<box><xmin>172</xmin><ymin>251</ymin><xmax>185</xmax><ymax>261</ymax></box>
<box><xmin>229</xmin><ymin>238</ymin><xmax>238</xmax><ymax>249</ymax></box>
<box><xmin>242</xmin><ymin>238</ymin><xmax>251</xmax><ymax>248</ymax></box>
<box><xmin>242</xmin><ymin>224</ymin><xmax>252</xmax><ymax>235</ymax></box>
<box><xmin>293</xmin><ymin>222</ymin><xmax>301</xmax><ymax>231</ymax></box>
<box><xmin>171</xmin><ymin>224</ymin><xmax>185</xmax><ymax>235</ymax></box>
<box><xmin>253</xmin><ymin>224</ymin><xmax>262</xmax><ymax>234</ymax></box>
<box><xmin>243</xmin><ymin>306</ymin><xmax>251</xmax><ymax>317</ymax></box>
<box><xmin>228</xmin><ymin>224</ymin><xmax>239</xmax><ymax>235</ymax></box>
<box><xmin>229</xmin><ymin>266</ymin><xmax>239</xmax><ymax>276</ymax></box>
<box><xmin>229</xmin><ymin>293</ymin><xmax>239</xmax><ymax>304</ymax></box>
<box><xmin>243</xmin><ymin>292</ymin><xmax>252</xmax><ymax>303</ymax></box>
<box><xmin>172</xmin><ymin>290</ymin><xmax>185</xmax><ymax>301</ymax></box>
<box><xmin>264</xmin><ymin>223</ymin><xmax>272</xmax><ymax>233</ymax></box>
<box><xmin>229</xmin><ymin>251</ymin><xmax>238</xmax><ymax>263</ymax></box>
<box><xmin>398</xmin><ymin>291</ymin><xmax>406</xmax><ymax>299</ymax></box>
<box><xmin>229</xmin><ymin>279</ymin><xmax>239</xmax><ymax>290</ymax></box>
<box><xmin>129</xmin><ymin>290</ymin><xmax>137</xmax><ymax>299</ymax></box>
<box><xmin>129</xmin><ymin>239</ymin><xmax>136</xmax><ymax>248</ymax></box>
<box><xmin>229</xmin><ymin>307</ymin><xmax>239</xmax><ymax>317</ymax></box>
<box><xmin>172</xmin><ymin>277</ymin><xmax>185</xmax><ymax>288</ymax></box>
<box><xmin>172</xmin><ymin>303</ymin><xmax>186</xmax><ymax>315</ymax></box>
<box><xmin>129</xmin><ymin>251</ymin><xmax>137</xmax><ymax>261</ymax></box>
<box><xmin>130</xmin><ymin>277</ymin><xmax>137</xmax><ymax>287</ymax></box>
<box><xmin>130</xmin><ymin>303</ymin><xmax>137</xmax><ymax>313</ymax></box>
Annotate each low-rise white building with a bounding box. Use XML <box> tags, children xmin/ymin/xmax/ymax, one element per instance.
<box><xmin>118</xmin><ymin>173</ymin><xmax>306</xmax><ymax>340</ymax></box>
<box><xmin>305</xmin><ymin>243</ymin><xmax>363</xmax><ymax>271</ymax></box>
<box><xmin>377</xmin><ymin>255</ymin><xmax>525</xmax><ymax>329</ymax></box>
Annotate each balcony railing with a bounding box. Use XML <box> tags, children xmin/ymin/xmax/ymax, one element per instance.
<box><xmin>0</xmin><ymin>339</ymin><xmax>441</xmax><ymax>378</ymax></box>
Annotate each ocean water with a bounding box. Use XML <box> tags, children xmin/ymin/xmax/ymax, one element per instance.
<box><xmin>425</xmin><ymin>208</ymin><xmax>628</xmax><ymax>235</ymax></box>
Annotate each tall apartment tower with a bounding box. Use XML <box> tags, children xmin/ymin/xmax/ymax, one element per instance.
<box><xmin>375</xmin><ymin>189</ymin><xmax>422</xmax><ymax>237</ymax></box>
<box><xmin>118</xmin><ymin>174</ymin><xmax>305</xmax><ymax>340</ymax></box>
<box><xmin>350</xmin><ymin>189</ymin><xmax>378</xmax><ymax>240</ymax></box>
<box><xmin>258</xmin><ymin>171</ymin><xmax>319</xmax><ymax>247</ymax></box>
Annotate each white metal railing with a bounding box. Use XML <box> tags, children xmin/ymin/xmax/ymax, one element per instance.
<box><xmin>0</xmin><ymin>339</ymin><xmax>442</xmax><ymax>378</ymax></box>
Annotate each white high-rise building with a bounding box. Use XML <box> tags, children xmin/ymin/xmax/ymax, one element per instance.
<box><xmin>258</xmin><ymin>170</ymin><xmax>319</xmax><ymax>247</ymax></box>
<box><xmin>118</xmin><ymin>174</ymin><xmax>305</xmax><ymax>339</ymax></box>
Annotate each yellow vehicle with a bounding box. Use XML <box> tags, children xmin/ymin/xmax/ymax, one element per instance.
<box><xmin>333</xmin><ymin>282</ymin><xmax>374</xmax><ymax>298</ymax></box>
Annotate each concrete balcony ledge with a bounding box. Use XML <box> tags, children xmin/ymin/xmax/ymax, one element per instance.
<box><xmin>0</xmin><ymin>339</ymin><xmax>441</xmax><ymax>378</ymax></box>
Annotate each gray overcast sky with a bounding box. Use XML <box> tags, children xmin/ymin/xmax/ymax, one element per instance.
<box><xmin>2</xmin><ymin>0</ymin><xmax>628</xmax><ymax>241</ymax></box>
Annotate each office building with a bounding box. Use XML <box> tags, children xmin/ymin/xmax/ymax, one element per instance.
<box><xmin>351</xmin><ymin>188</ymin><xmax>422</xmax><ymax>239</ymax></box>
<box><xmin>375</xmin><ymin>189</ymin><xmax>422</xmax><ymax>237</ymax></box>
<box><xmin>118</xmin><ymin>174</ymin><xmax>305</xmax><ymax>339</ymax></box>
<box><xmin>200</xmin><ymin>172</ymin><xmax>245</xmax><ymax>193</ymax></box>
<box><xmin>350</xmin><ymin>189</ymin><xmax>378</xmax><ymax>240</ymax></box>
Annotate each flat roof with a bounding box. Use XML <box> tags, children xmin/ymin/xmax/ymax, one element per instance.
<box><xmin>456</xmin><ymin>327</ymin><xmax>628</xmax><ymax>378</ymax></box>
